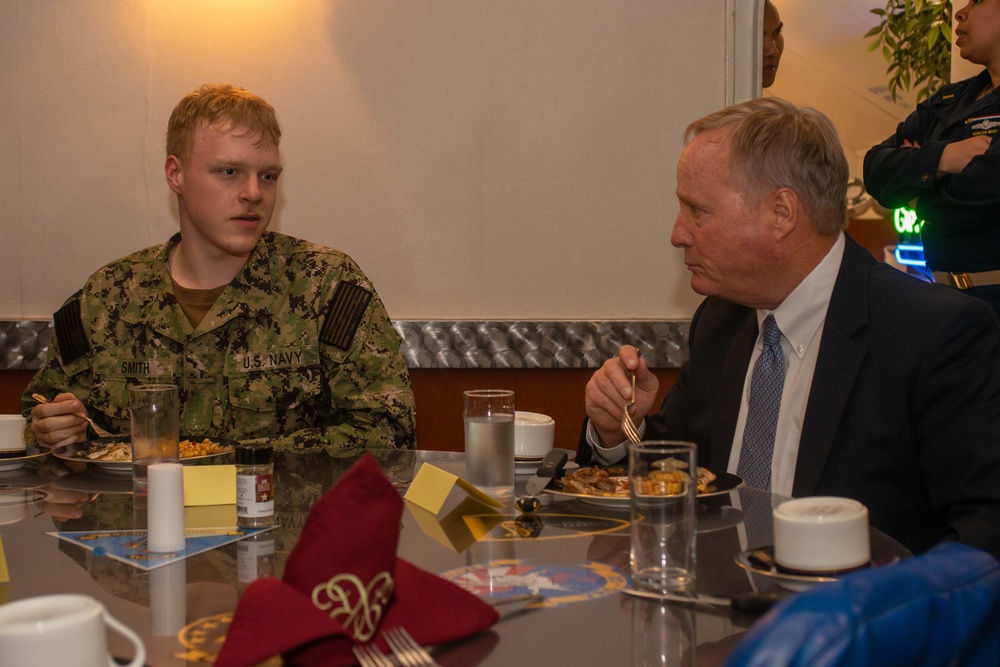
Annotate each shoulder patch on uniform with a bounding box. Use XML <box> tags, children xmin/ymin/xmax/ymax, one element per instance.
<box><xmin>53</xmin><ymin>298</ymin><xmax>90</xmax><ymax>365</ymax></box>
<box><xmin>320</xmin><ymin>282</ymin><xmax>373</xmax><ymax>350</ymax></box>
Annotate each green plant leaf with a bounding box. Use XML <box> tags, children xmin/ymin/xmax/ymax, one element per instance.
<box><xmin>865</xmin><ymin>0</ymin><xmax>951</xmax><ymax>100</ymax></box>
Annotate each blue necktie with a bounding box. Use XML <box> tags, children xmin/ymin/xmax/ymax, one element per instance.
<box><xmin>737</xmin><ymin>314</ymin><xmax>785</xmax><ymax>490</ymax></box>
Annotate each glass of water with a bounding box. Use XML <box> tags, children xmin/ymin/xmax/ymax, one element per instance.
<box><xmin>463</xmin><ymin>389</ymin><xmax>515</xmax><ymax>498</ymax></box>
<box><xmin>629</xmin><ymin>441</ymin><xmax>698</xmax><ymax>594</ymax></box>
<box><xmin>129</xmin><ymin>384</ymin><xmax>180</xmax><ymax>488</ymax></box>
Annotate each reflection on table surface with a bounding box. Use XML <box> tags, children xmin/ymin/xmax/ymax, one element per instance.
<box><xmin>0</xmin><ymin>449</ymin><xmax>911</xmax><ymax>666</ymax></box>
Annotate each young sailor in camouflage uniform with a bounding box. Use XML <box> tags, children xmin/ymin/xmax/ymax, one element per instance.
<box><xmin>24</xmin><ymin>83</ymin><xmax>415</xmax><ymax>452</ymax></box>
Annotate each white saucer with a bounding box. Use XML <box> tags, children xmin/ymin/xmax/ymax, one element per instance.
<box><xmin>735</xmin><ymin>546</ymin><xmax>900</xmax><ymax>592</ymax></box>
<box><xmin>0</xmin><ymin>447</ymin><xmax>48</xmax><ymax>472</ymax></box>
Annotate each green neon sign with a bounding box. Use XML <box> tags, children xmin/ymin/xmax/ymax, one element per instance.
<box><xmin>893</xmin><ymin>207</ymin><xmax>924</xmax><ymax>235</ymax></box>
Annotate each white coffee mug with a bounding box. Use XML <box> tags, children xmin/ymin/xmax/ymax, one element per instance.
<box><xmin>514</xmin><ymin>411</ymin><xmax>555</xmax><ymax>458</ymax></box>
<box><xmin>0</xmin><ymin>489</ymin><xmax>29</xmax><ymax>526</ymax></box>
<box><xmin>0</xmin><ymin>594</ymin><xmax>146</xmax><ymax>667</ymax></box>
<box><xmin>0</xmin><ymin>415</ymin><xmax>27</xmax><ymax>457</ymax></box>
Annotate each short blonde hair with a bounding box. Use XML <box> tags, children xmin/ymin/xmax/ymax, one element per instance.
<box><xmin>685</xmin><ymin>97</ymin><xmax>848</xmax><ymax>235</ymax></box>
<box><xmin>166</xmin><ymin>83</ymin><xmax>281</xmax><ymax>161</ymax></box>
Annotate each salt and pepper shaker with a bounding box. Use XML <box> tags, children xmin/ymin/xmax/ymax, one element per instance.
<box><xmin>236</xmin><ymin>445</ymin><xmax>275</xmax><ymax>528</ymax></box>
<box><xmin>147</xmin><ymin>462</ymin><xmax>186</xmax><ymax>553</ymax></box>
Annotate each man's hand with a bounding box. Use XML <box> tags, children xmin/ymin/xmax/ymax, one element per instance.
<box><xmin>938</xmin><ymin>135</ymin><xmax>991</xmax><ymax>177</ymax></box>
<box><xmin>584</xmin><ymin>345</ymin><xmax>659</xmax><ymax>447</ymax></box>
<box><xmin>32</xmin><ymin>485</ymin><xmax>95</xmax><ymax>520</ymax></box>
<box><xmin>29</xmin><ymin>392</ymin><xmax>89</xmax><ymax>450</ymax></box>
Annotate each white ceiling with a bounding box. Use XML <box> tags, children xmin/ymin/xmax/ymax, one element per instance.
<box><xmin>766</xmin><ymin>0</ymin><xmax>953</xmax><ymax>177</ymax></box>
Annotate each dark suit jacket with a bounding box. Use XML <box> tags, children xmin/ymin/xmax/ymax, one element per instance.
<box><xmin>580</xmin><ymin>237</ymin><xmax>1000</xmax><ymax>557</ymax></box>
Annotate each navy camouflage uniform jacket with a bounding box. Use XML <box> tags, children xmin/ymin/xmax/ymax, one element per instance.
<box><xmin>23</xmin><ymin>232</ymin><xmax>416</xmax><ymax>452</ymax></box>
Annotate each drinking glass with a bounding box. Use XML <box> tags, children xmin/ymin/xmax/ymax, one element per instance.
<box><xmin>629</xmin><ymin>441</ymin><xmax>698</xmax><ymax>593</ymax></box>
<box><xmin>631</xmin><ymin>597</ymin><xmax>696</xmax><ymax>667</ymax></box>
<box><xmin>129</xmin><ymin>384</ymin><xmax>179</xmax><ymax>486</ymax></box>
<box><xmin>463</xmin><ymin>389</ymin><xmax>515</xmax><ymax>498</ymax></box>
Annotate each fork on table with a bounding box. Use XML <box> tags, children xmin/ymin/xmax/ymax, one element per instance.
<box><xmin>353</xmin><ymin>642</ymin><xmax>392</xmax><ymax>667</ymax></box>
<box><xmin>353</xmin><ymin>627</ymin><xmax>442</xmax><ymax>667</ymax></box>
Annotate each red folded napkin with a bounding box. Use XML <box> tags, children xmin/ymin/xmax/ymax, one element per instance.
<box><xmin>215</xmin><ymin>453</ymin><xmax>499</xmax><ymax>667</ymax></box>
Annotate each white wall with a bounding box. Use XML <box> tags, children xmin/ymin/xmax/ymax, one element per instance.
<box><xmin>765</xmin><ymin>0</ymin><xmax>914</xmax><ymax>178</ymax></box>
<box><xmin>1</xmin><ymin>0</ymin><xmax>731</xmax><ymax>322</ymax></box>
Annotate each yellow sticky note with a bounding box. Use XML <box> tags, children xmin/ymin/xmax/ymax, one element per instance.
<box><xmin>406</xmin><ymin>497</ymin><xmax>504</xmax><ymax>553</ymax></box>
<box><xmin>0</xmin><ymin>536</ymin><xmax>8</xmax><ymax>583</ymax></box>
<box><xmin>403</xmin><ymin>463</ymin><xmax>504</xmax><ymax>514</ymax></box>
<box><xmin>183</xmin><ymin>465</ymin><xmax>236</xmax><ymax>506</ymax></box>
<box><xmin>185</xmin><ymin>504</ymin><xmax>237</xmax><ymax>529</ymax></box>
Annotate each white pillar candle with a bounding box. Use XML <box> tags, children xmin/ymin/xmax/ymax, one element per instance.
<box><xmin>147</xmin><ymin>463</ymin><xmax>186</xmax><ymax>553</ymax></box>
<box><xmin>149</xmin><ymin>559</ymin><xmax>186</xmax><ymax>636</ymax></box>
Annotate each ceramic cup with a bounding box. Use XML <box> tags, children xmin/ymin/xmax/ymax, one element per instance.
<box><xmin>0</xmin><ymin>415</ymin><xmax>27</xmax><ymax>459</ymax></box>
<box><xmin>0</xmin><ymin>489</ymin><xmax>29</xmax><ymax>526</ymax></box>
<box><xmin>0</xmin><ymin>594</ymin><xmax>146</xmax><ymax>667</ymax></box>
<box><xmin>514</xmin><ymin>411</ymin><xmax>555</xmax><ymax>459</ymax></box>
<box><xmin>773</xmin><ymin>496</ymin><xmax>871</xmax><ymax>573</ymax></box>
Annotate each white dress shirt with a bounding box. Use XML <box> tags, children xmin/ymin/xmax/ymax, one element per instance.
<box><xmin>728</xmin><ymin>232</ymin><xmax>844</xmax><ymax>496</ymax></box>
<box><xmin>589</xmin><ymin>233</ymin><xmax>846</xmax><ymax>499</ymax></box>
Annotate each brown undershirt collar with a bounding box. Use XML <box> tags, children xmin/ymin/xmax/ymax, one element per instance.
<box><xmin>172</xmin><ymin>282</ymin><xmax>227</xmax><ymax>329</ymax></box>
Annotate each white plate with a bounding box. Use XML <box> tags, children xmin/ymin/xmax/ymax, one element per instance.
<box><xmin>52</xmin><ymin>436</ymin><xmax>237</xmax><ymax>474</ymax></box>
<box><xmin>734</xmin><ymin>546</ymin><xmax>901</xmax><ymax>592</ymax></box>
<box><xmin>547</xmin><ymin>470</ymin><xmax>744</xmax><ymax>506</ymax></box>
<box><xmin>0</xmin><ymin>447</ymin><xmax>49</xmax><ymax>473</ymax></box>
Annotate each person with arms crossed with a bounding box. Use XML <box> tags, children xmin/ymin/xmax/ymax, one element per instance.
<box><xmin>24</xmin><ymin>83</ymin><xmax>415</xmax><ymax>453</ymax></box>
<box><xmin>581</xmin><ymin>97</ymin><xmax>1000</xmax><ymax>558</ymax></box>
<box><xmin>864</xmin><ymin>0</ymin><xmax>1000</xmax><ymax>316</ymax></box>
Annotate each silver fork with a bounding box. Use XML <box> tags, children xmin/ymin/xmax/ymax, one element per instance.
<box><xmin>31</xmin><ymin>393</ymin><xmax>115</xmax><ymax>438</ymax></box>
<box><xmin>621</xmin><ymin>373</ymin><xmax>641</xmax><ymax>443</ymax></box>
<box><xmin>384</xmin><ymin>627</ymin><xmax>442</xmax><ymax>667</ymax></box>
<box><xmin>353</xmin><ymin>642</ymin><xmax>395</xmax><ymax>667</ymax></box>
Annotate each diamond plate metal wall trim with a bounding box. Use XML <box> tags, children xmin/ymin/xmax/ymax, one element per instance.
<box><xmin>0</xmin><ymin>321</ymin><xmax>54</xmax><ymax>370</ymax></box>
<box><xmin>393</xmin><ymin>321</ymin><xmax>689</xmax><ymax>369</ymax></box>
<box><xmin>0</xmin><ymin>319</ymin><xmax>690</xmax><ymax>370</ymax></box>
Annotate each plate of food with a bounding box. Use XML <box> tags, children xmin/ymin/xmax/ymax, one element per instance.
<box><xmin>52</xmin><ymin>436</ymin><xmax>237</xmax><ymax>473</ymax></box>
<box><xmin>546</xmin><ymin>464</ymin><xmax>743</xmax><ymax>507</ymax></box>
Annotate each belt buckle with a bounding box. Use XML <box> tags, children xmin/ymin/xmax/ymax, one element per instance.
<box><xmin>948</xmin><ymin>272</ymin><xmax>974</xmax><ymax>290</ymax></box>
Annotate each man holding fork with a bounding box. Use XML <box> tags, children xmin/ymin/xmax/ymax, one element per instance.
<box><xmin>580</xmin><ymin>97</ymin><xmax>1000</xmax><ymax>559</ymax></box>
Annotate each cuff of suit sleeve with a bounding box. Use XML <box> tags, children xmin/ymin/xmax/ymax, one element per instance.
<box><xmin>586</xmin><ymin>420</ymin><xmax>639</xmax><ymax>465</ymax></box>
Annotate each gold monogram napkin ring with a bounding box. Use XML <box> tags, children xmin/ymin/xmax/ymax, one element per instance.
<box><xmin>312</xmin><ymin>572</ymin><xmax>394</xmax><ymax>642</ymax></box>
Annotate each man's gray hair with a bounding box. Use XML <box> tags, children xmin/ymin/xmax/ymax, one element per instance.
<box><xmin>685</xmin><ymin>97</ymin><xmax>848</xmax><ymax>235</ymax></box>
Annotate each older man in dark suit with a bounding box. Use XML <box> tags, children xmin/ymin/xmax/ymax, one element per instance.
<box><xmin>580</xmin><ymin>97</ymin><xmax>1000</xmax><ymax>558</ymax></box>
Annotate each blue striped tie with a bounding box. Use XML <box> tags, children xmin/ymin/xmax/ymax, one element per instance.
<box><xmin>737</xmin><ymin>314</ymin><xmax>785</xmax><ymax>489</ymax></box>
